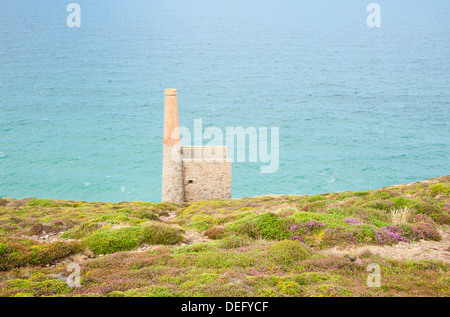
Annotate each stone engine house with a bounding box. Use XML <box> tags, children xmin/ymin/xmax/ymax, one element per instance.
<box><xmin>161</xmin><ymin>89</ymin><xmax>232</xmax><ymax>203</ymax></box>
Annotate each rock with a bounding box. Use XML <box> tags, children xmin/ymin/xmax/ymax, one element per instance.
<box><xmin>355</xmin><ymin>258</ymin><xmax>364</xmax><ymax>265</ymax></box>
<box><xmin>182</xmin><ymin>230</ymin><xmax>205</xmax><ymax>244</ymax></box>
<box><xmin>424</xmin><ymin>263</ymin><xmax>436</xmax><ymax>270</ymax></box>
<box><xmin>0</xmin><ymin>275</ymin><xmax>15</xmax><ymax>282</ymax></box>
<box><xmin>7</xmin><ymin>200</ymin><xmax>27</xmax><ymax>207</ymax></box>
<box><xmin>83</xmin><ymin>249</ymin><xmax>95</xmax><ymax>258</ymax></box>
<box><xmin>97</xmin><ymin>222</ymin><xmax>111</xmax><ymax>228</ymax></box>
<box><xmin>28</xmin><ymin>224</ymin><xmax>52</xmax><ymax>236</ymax></box>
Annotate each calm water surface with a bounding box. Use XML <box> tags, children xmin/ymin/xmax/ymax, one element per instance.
<box><xmin>0</xmin><ymin>0</ymin><xmax>449</xmax><ymax>202</ymax></box>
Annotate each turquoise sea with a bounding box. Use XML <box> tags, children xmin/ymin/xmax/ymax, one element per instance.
<box><xmin>0</xmin><ymin>0</ymin><xmax>449</xmax><ymax>202</ymax></box>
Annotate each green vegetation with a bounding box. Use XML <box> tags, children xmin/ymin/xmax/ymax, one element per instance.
<box><xmin>269</xmin><ymin>240</ymin><xmax>312</xmax><ymax>265</ymax></box>
<box><xmin>0</xmin><ymin>175</ymin><xmax>449</xmax><ymax>297</ymax></box>
<box><xmin>219</xmin><ymin>235</ymin><xmax>251</xmax><ymax>249</ymax></box>
<box><xmin>84</xmin><ymin>227</ymin><xmax>144</xmax><ymax>255</ymax></box>
<box><xmin>0</xmin><ymin>238</ymin><xmax>82</xmax><ymax>270</ymax></box>
<box><xmin>141</xmin><ymin>222</ymin><xmax>184</xmax><ymax>245</ymax></box>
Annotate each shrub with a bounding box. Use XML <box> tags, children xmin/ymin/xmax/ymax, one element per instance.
<box><xmin>27</xmin><ymin>199</ymin><xmax>54</xmax><ymax>207</ymax></box>
<box><xmin>391</xmin><ymin>197</ymin><xmax>413</xmax><ymax>208</ymax></box>
<box><xmin>152</xmin><ymin>202</ymin><xmax>180</xmax><ymax>212</ymax></box>
<box><xmin>306</xmin><ymin>195</ymin><xmax>327</xmax><ymax>202</ymax></box>
<box><xmin>0</xmin><ymin>276</ymin><xmax>72</xmax><ymax>297</ymax></box>
<box><xmin>204</xmin><ymin>226</ymin><xmax>224</xmax><ymax>240</ymax></box>
<box><xmin>321</xmin><ymin>227</ymin><xmax>358</xmax><ymax>247</ymax></box>
<box><xmin>60</xmin><ymin>222</ymin><xmax>100</xmax><ymax>240</ymax></box>
<box><xmin>137</xmin><ymin>210</ymin><xmax>158</xmax><ymax>220</ymax></box>
<box><xmin>188</xmin><ymin>221</ymin><xmax>210</xmax><ymax>233</ymax></box>
<box><xmin>141</xmin><ymin>223</ymin><xmax>183</xmax><ymax>245</ymax></box>
<box><xmin>0</xmin><ymin>238</ymin><xmax>82</xmax><ymax>270</ymax></box>
<box><xmin>403</xmin><ymin>222</ymin><xmax>441</xmax><ymax>241</ymax></box>
<box><xmin>364</xmin><ymin>200</ymin><xmax>394</xmax><ymax>212</ymax></box>
<box><xmin>308</xmin><ymin>201</ymin><xmax>327</xmax><ymax>212</ymax></box>
<box><xmin>367</xmin><ymin>210</ymin><xmax>391</xmax><ymax>227</ymax></box>
<box><xmin>176</xmin><ymin>243</ymin><xmax>209</xmax><ymax>253</ymax></box>
<box><xmin>226</xmin><ymin>212</ymin><xmax>290</xmax><ymax>240</ymax></box>
<box><xmin>219</xmin><ymin>235</ymin><xmax>251</xmax><ymax>249</ymax></box>
<box><xmin>413</xmin><ymin>200</ymin><xmax>449</xmax><ymax>224</ymax></box>
<box><xmin>353</xmin><ymin>224</ymin><xmax>376</xmax><ymax>243</ymax></box>
<box><xmin>374</xmin><ymin>225</ymin><xmax>409</xmax><ymax>245</ymax></box>
<box><xmin>254</xmin><ymin>213</ymin><xmax>290</xmax><ymax>240</ymax></box>
<box><xmin>233</xmin><ymin>220</ymin><xmax>260</xmax><ymax>239</ymax></box>
<box><xmin>84</xmin><ymin>227</ymin><xmax>144</xmax><ymax>254</ymax></box>
<box><xmin>428</xmin><ymin>183</ymin><xmax>450</xmax><ymax>197</ymax></box>
<box><xmin>269</xmin><ymin>240</ymin><xmax>311</xmax><ymax>265</ymax></box>
<box><xmin>367</xmin><ymin>191</ymin><xmax>395</xmax><ymax>200</ymax></box>
<box><xmin>409</xmin><ymin>214</ymin><xmax>434</xmax><ymax>224</ymax></box>
<box><xmin>290</xmin><ymin>220</ymin><xmax>326</xmax><ymax>242</ymax></box>
<box><xmin>390</xmin><ymin>207</ymin><xmax>413</xmax><ymax>225</ymax></box>
<box><xmin>373</xmin><ymin>222</ymin><xmax>441</xmax><ymax>245</ymax></box>
<box><xmin>344</xmin><ymin>218</ymin><xmax>362</xmax><ymax>225</ymax></box>
<box><xmin>94</xmin><ymin>213</ymin><xmax>130</xmax><ymax>224</ymax></box>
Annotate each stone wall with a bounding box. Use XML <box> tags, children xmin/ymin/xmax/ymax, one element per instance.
<box><xmin>181</xmin><ymin>146</ymin><xmax>232</xmax><ymax>202</ymax></box>
<box><xmin>161</xmin><ymin>144</ymin><xmax>184</xmax><ymax>203</ymax></box>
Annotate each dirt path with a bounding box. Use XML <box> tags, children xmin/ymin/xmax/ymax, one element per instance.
<box><xmin>321</xmin><ymin>226</ymin><xmax>450</xmax><ymax>263</ymax></box>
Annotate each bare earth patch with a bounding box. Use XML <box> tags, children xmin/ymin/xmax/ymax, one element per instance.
<box><xmin>182</xmin><ymin>230</ymin><xmax>206</xmax><ymax>244</ymax></box>
<box><xmin>321</xmin><ymin>225</ymin><xmax>450</xmax><ymax>263</ymax></box>
<box><xmin>159</xmin><ymin>210</ymin><xmax>177</xmax><ymax>222</ymax></box>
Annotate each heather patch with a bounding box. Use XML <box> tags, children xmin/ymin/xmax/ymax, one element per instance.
<box><xmin>412</xmin><ymin>199</ymin><xmax>449</xmax><ymax>225</ymax></box>
<box><xmin>402</xmin><ymin>222</ymin><xmax>441</xmax><ymax>241</ymax></box>
<box><xmin>204</xmin><ymin>226</ymin><xmax>224</xmax><ymax>239</ymax></box>
<box><xmin>364</xmin><ymin>200</ymin><xmax>394</xmax><ymax>211</ymax></box>
<box><xmin>374</xmin><ymin>226</ymin><xmax>410</xmax><ymax>245</ymax></box>
<box><xmin>321</xmin><ymin>226</ymin><xmax>359</xmax><ymax>247</ymax></box>
<box><xmin>0</xmin><ymin>238</ymin><xmax>82</xmax><ymax>271</ymax></box>
<box><xmin>344</xmin><ymin>218</ymin><xmax>362</xmax><ymax>225</ymax></box>
<box><xmin>0</xmin><ymin>273</ymin><xmax>71</xmax><ymax>297</ymax></box>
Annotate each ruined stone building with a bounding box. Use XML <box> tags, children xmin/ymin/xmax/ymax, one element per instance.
<box><xmin>161</xmin><ymin>89</ymin><xmax>232</xmax><ymax>203</ymax></box>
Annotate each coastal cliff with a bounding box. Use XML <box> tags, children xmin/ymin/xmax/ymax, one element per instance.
<box><xmin>0</xmin><ymin>176</ymin><xmax>449</xmax><ymax>296</ymax></box>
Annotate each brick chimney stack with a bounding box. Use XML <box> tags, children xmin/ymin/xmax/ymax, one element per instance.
<box><xmin>161</xmin><ymin>89</ymin><xmax>184</xmax><ymax>202</ymax></box>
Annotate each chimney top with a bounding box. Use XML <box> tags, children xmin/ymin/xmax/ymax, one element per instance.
<box><xmin>164</xmin><ymin>88</ymin><xmax>177</xmax><ymax>96</ymax></box>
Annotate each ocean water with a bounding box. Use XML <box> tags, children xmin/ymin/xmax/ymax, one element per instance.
<box><xmin>0</xmin><ymin>0</ymin><xmax>449</xmax><ymax>202</ymax></box>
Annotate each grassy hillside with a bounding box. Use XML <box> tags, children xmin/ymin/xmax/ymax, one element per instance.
<box><xmin>0</xmin><ymin>176</ymin><xmax>449</xmax><ymax>297</ymax></box>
